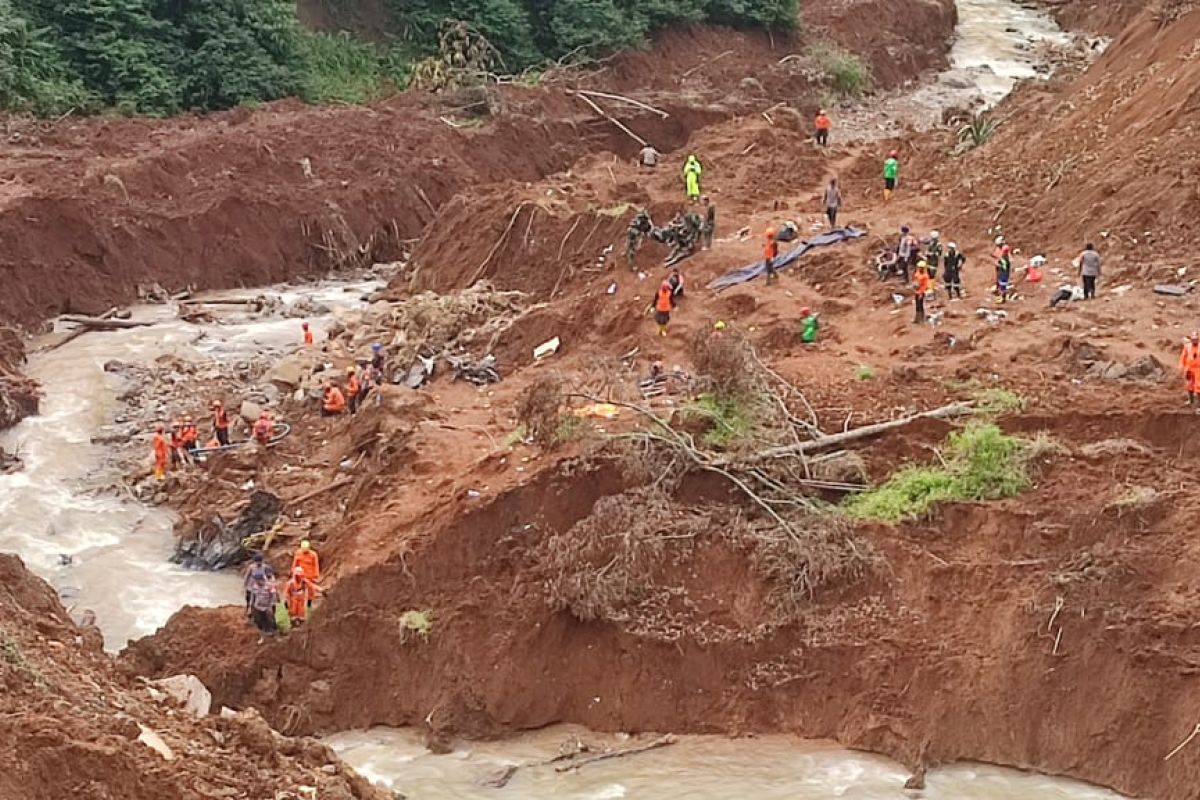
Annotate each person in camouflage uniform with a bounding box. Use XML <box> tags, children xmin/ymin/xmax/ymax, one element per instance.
<box><xmin>625</xmin><ymin>209</ymin><xmax>653</xmax><ymax>270</ymax></box>
<box><xmin>700</xmin><ymin>195</ymin><xmax>715</xmax><ymax>250</ymax></box>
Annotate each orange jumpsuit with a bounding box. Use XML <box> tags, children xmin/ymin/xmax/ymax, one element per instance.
<box><xmin>151</xmin><ymin>432</ymin><xmax>171</xmax><ymax>478</ymax></box>
<box><xmin>293</xmin><ymin>548</ymin><xmax>321</xmax><ymax>582</ymax></box>
<box><xmin>285</xmin><ymin>574</ymin><xmax>318</xmax><ymax>622</ymax></box>
<box><xmin>253</xmin><ymin>416</ymin><xmax>273</xmax><ymax>444</ymax></box>
<box><xmin>1180</xmin><ymin>341</ymin><xmax>1200</xmax><ymax>393</ymax></box>
<box><xmin>323</xmin><ymin>386</ymin><xmax>346</xmax><ymax>415</ymax></box>
<box><xmin>303</xmin><ymin>327</ymin><xmax>314</xmax><ymax>345</ymax></box>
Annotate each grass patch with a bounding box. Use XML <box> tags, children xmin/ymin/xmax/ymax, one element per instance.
<box><xmin>972</xmin><ymin>387</ymin><xmax>1026</xmax><ymax>414</ymax></box>
<box><xmin>806</xmin><ymin>42</ymin><xmax>870</xmax><ymax>96</ymax></box>
<box><xmin>844</xmin><ymin>423</ymin><xmax>1050</xmax><ymax>522</ymax></box>
<box><xmin>854</xmin><ymin>364</ymin><xmax>875</xmax><ymax>381</ymax></box>
<box><xmin>502</xmin><ymin>424</ymin><xmax>528</xmax><ymax>448</ymax></box>
<box><xmin>682</xmin><ymin>393</ymin><xmax>757</xmax><ymax>448</ymax></box>
<box><xmin>301</xmin><ymin>32</ymin><xmax>411</xmax><ymax>104</ymax></box>
<box><xmin>555</xmin><ymin>414</ymin><xmax>585</xmax><ymax>445</ymax></box>
<box><xmin>399</xmin><ymin>609</ymin><xmax>433</xmax><ymax>641</ymax></box>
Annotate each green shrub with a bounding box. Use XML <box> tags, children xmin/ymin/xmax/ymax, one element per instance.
<box><xmin>954</xmin><ymin>112</ymin><xmax>999</xmax><ymax>155</ymax></box>
<box><xmin>683</xmin><ymin>393</ymin><xmax>757</xmax><ymax>448</ymax></box>
<box><xmin>807</xmin><ymin>41</ymin><xmax>869</xmax><ymax>96</ymax></box>
<box><xmin>854</xmin><ymin>364</ymin><xmax>875</xmax><ymax>381</ymax></box>
<box><xmin>972</xmin><ymin>387</ymin><xmax>1026</xmax><ymax>415</ymax></box>
<box><xmin>302</xmin><ymin>31</ymin><xmax>387</xmax><ymax>103</ymax></box>
<box><xmin>844</xmin><ymin>423</ymin><xmax>1046</xmax><ymax>522</ymax></box>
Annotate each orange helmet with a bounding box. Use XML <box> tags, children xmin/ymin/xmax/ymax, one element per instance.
<box><xmin>889</xmin><ymin>150</ymin><xmax>898</xmax><ymax>158</ymax></box>
<box><xmin>765</xmin><ymin>227</ymin><xmax>777</xmax><ymax>240</ymax></box>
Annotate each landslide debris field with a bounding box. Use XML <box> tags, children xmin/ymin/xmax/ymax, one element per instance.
<box><xmin>6</xmin><ymin>0</ymin><xmax>1200</xmax><ymax>798</ymax></box>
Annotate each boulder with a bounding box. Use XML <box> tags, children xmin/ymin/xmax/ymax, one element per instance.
<box><xmin>266</xmin><ymin>351</ymin><xmax>320</xmax><ymax>391</ymax></box>
<box><xmin>151</xmin><ymin>674</ymin><xmax>212</xmax><ymax>717</ymax></box>
<box><xmin>240</xmin><ymin>400</ymin><xmax>263</xmax><ymax>425</ymax></box>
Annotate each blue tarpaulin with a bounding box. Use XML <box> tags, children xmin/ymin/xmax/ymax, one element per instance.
<box><xmin>706</xmin><ymin>226</ymin><xmax>866</xmax><ymax>291</ymax></box>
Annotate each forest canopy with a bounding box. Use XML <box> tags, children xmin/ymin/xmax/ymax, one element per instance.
<box><xmin>0</xmin><ymin>0</ymin><xmax>797</xmax><ymax>115</ymax></box>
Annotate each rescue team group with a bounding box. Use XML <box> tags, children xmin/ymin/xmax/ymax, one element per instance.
<box><xmin>149</xmin><ymin>329</ymin><xmax>388</xmax><ymax>480</ymax></box>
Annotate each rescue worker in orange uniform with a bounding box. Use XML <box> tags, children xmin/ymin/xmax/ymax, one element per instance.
<box><xmin>763</xmin><ymin>227</ymin><xmax>780</xmax><ymax>284</ymax></box>
<box><xmin>180</xmin><ymin>414</ymin><xmax>199</xmax><ymax>454</ymax></box>
<box><xmin>252</xmin><ymin>410</ymin><xmax>273</xmax><ymax>445</ymax></box>
<box><xmin>292</xmin><ymin>539</ymin><xmax>321</xmax><ymax>582</ymax></box>
<box><xmin>210</xmin><ymin>399</ymin><xmax>231</xmax><ymax>447</ymax></box>
<box><xmin>151</xmin><ymin>423</ymin><xmax>171</xmax><ymax>480</ymax></box>
<box><xmin>1180</xmin><ymin>332</ymin><xmax>1200</xmax><ymax>407</ymax></box>
<box><xmin>321</xmin><ymin>381</ymin><xmax>346</xmax><ymax>416</ymax></box>
<box><xmin>302</xmin><ymin>321</ymin><xmax>314</xmax><ymax>346</ymax></box>
<box><xmin>814</xmin><ymin>109</ymin><xmax>832</xmax><ymax>146</ymax></box>
<box><xmin>345</xmin><ymin>366</ymin><xmax>361</xmax><ymax>414</ymax></box>
<box><xmin>284</xmin><ymin>566</ymin><xmax>318</xmax><ymax>625</ymax></box>
<box><xmin>169</xmin><ymin>420</ymin><xmax>186</xmax><ymax>467</ymax></box>
<box><xmin>913</xmin><ymin>261</ymin><xmax>932</xmax><ymax>324</ymax></box>
<box><xmin>653</xmin><ymin>278</ymin><xmax>674</xmax><ymax>337</ymax></box>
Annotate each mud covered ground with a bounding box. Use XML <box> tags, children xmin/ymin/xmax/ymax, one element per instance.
<box><xmin>13</xmin><ymin>0</ymin><xmax>1200</xmax><ymax>798</ymax></box>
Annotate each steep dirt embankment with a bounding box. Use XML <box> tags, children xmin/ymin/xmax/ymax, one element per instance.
<box><xmin>126</xmin><ymin>408</ymin><xmax>1200</xmax><ymax>800</ymax></box>
<box><xmin>0</xmin><ymin>554</ymin><xmax>390</xmax><ymax>800</ymax></box>
<box><xmin>0</xmin><ymin>0</ymin><xmax>953</xmax><ymax>333</ymax></box>
<box><xmin>922</xmin><ymin>3</ymin><xmax>1200</xmax><ymax>281</ymax></box>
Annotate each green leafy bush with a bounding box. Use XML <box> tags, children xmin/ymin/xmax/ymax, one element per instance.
<box><xmin>683</xmin><ymin>393</ymin><xmax>757</xmax><ymax>448</ymax></box>
<box><xmin>844</xmin><ymin>423</ymin><xmax>1048</xmax><ymax>522</ymax></box>
<box><xmin>807</xmin><ymin>41</ymin><xmax>869</xmax><ymax>96</ymax></box>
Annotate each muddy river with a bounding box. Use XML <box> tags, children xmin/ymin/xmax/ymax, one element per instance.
<box><xmin>0</xmin><ymin>280</ymin><xmax>380</xmax><ymax>647</ymax></box>
<box><xmin>0</xmin><ymin>0</ymin><xmax>1121</xmax><ymax>797</ymax></box>
<box><xmin>327</xmin><ymin>726</ymin><xmax>1124</xmax><ymax>800</ymax></box>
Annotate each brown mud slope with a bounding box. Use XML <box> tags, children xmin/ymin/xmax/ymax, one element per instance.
<box><xmin>128</xmin><ymin>408</ymin><xmax>1200</xmax><ymax>800</ymax></box>
<box><xmin>0</xmin><ymin>554</ymin><xmax>391</xmax><ymax>800</ymax></box>
<box><xmin>921</xmin><ymin>3</ymin><xmax>1200</xmax><ymax>278</ymax></box>
<box><xmin>0</xmin><ymin>0</ymin><xmax>951</xmax><ymax>332</ymax></box>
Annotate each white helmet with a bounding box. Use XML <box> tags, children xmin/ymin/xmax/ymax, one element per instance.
<box><xmin>929</xmin><ymin>230</ymin><xmax>940</xmax><ymax>240</ymax></box>
<box><xmin>947</xmin><ymin>242</ymin><xmax>957</xmax><ymax>250</ymax></box>
<box><xmin>994</xmin><ymin>235</ymin><xmax>1005</xmax><ymax>246</ymax></box>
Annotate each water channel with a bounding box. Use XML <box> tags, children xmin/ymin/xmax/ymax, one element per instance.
<box><xmin>0</xmin><ymin>1</ymin><xmax>1121</xmax><ymax>797</ymax></box>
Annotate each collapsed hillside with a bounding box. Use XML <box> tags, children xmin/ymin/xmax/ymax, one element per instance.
<box><xmin>0</xmin><ymin>554</ymin><xmax>391</xmax><ymax>800</ymax></box>
<box><xmin>112</xmin><ymin>3</ymin><xmax>1200</xmax><ymax>798</ymax></box>
<box><xmin>919</xmin><ymin>2</ymin><xmax>1200</xmax><ymax>280</ymax></box>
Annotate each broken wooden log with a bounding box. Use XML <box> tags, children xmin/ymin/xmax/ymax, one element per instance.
<box><xmin>570</xmin><ymin>91</ymin><xmax>647</xmax><ymax>147</ymax></box>
<box><xmin>179</xmin><ymin>296</ymin><xmax>260</xmax><ymax>306</ymax></box>
<box><xmin>554</xmin><ymin>735</ymin><xmax>675</xmax><ymax>773</ymax></box>
<box><xmin>729</xmin><ymin>402</ymin><xmax>975</xmax><ymax>464</ymax></box>
<box><xmin>59</xmin><ymin>314</ymin><xmax>150</xmax><ymax>330</ymax></box>
<box><xmin>38</xmin><ymin>307</ymin><xmax>119</xmax><ymax>352</ymax></box>
<box><xmin>575</xmin><ymin>89</ymin><xmax>669</xmax><ymax>118</ymax></box>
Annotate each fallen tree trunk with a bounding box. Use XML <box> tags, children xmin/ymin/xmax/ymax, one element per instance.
<box><xmin>554</xmin><ymin>735</ymin><xmax>675</xmax><ymax>772</ymax></box>
<box><xmin>178</xmin><ymin>297</ymin><xmax>259</xmax><ymax>306</ymax></box>
<box><xmin>39</xmin><ymin>307</ymin><xmax>119</xmax><ymax>352</ymax></box>
<box><xmin>59</xmin><ymin>314</ymin><xmax>150</xmax><ymax>330</ymax></box>
<box><xmin>575</xmin><ymin>89</ymin><xmax>669</xmax><ymax>118</ymax></box>
<box><xmin>570</xmin><ymin>91</ymin><xmax>647</xmax><ymax>146</ymax></box>
<box><xmin>730</xmin><ymin>402</ymin><xmax>975</xmax><ymax>464</ymax></box>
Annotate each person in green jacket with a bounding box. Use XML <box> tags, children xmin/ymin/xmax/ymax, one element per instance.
<box><xmin>799</xmin><ymin>306</ymin><xmax>819</xmax><ymax>343</ymax></box>
<box><xmin>883</xmin><ymin>150</ymin><xmax>899</xmax><ymax>201</ymax></box>
<box><xmin>683</xmin><ymin>154</ymin><xmax>702</xmax><ymax>204</ymax></box>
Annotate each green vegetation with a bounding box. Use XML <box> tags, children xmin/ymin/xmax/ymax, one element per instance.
<box><xmin>954</xmin><ymin>112</ymin><xmax>999</xmax><ymax>155</ymax></box>
<box><xmin>854</xmin><ymin>364</ymin><xmax>875</xmax><ymax>381</ymax></box>
<box><xmin>683</xmin><ymin>393</ymin><xmax>757</xmax><ymax>448</ymax></box>
<box><xmin>844</xmin><ymin>423</ymin><xmax>1051</xmax><ymax>522</ymax></box>
<box><xmin>972</xmin><ymin>386</ymin><xmax>1026</xmax><ymax>415</ymax></box>
<box><xmin>0</xmin><ymin>0</ymin><xmax>800</xmax><ymax>116</ymax></box>
<box><xmin>806</xmin><ymin>41</ymin><xmax>869</xmax><ymax>96</ymax></box>
<box><xmin>399</xmin><ymin>609</ymin><xmax>433</xmax><ymax>641</ymax></box>
<box><xmin>555</xmin><ymin>413</ymin><xmax>585</xmax><ymax>445</ymax></box>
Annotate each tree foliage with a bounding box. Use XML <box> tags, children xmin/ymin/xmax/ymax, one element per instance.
<box><xmin>0</xmin><ymin>0</ymin><xmax>800</xmax><ymax>116</ymax></box>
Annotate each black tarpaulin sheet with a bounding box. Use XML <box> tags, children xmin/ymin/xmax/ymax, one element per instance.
<box><xmin>706</xmin><ymin>226</ymin><xmax>866</xmax><ymax>290</ymax></box>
